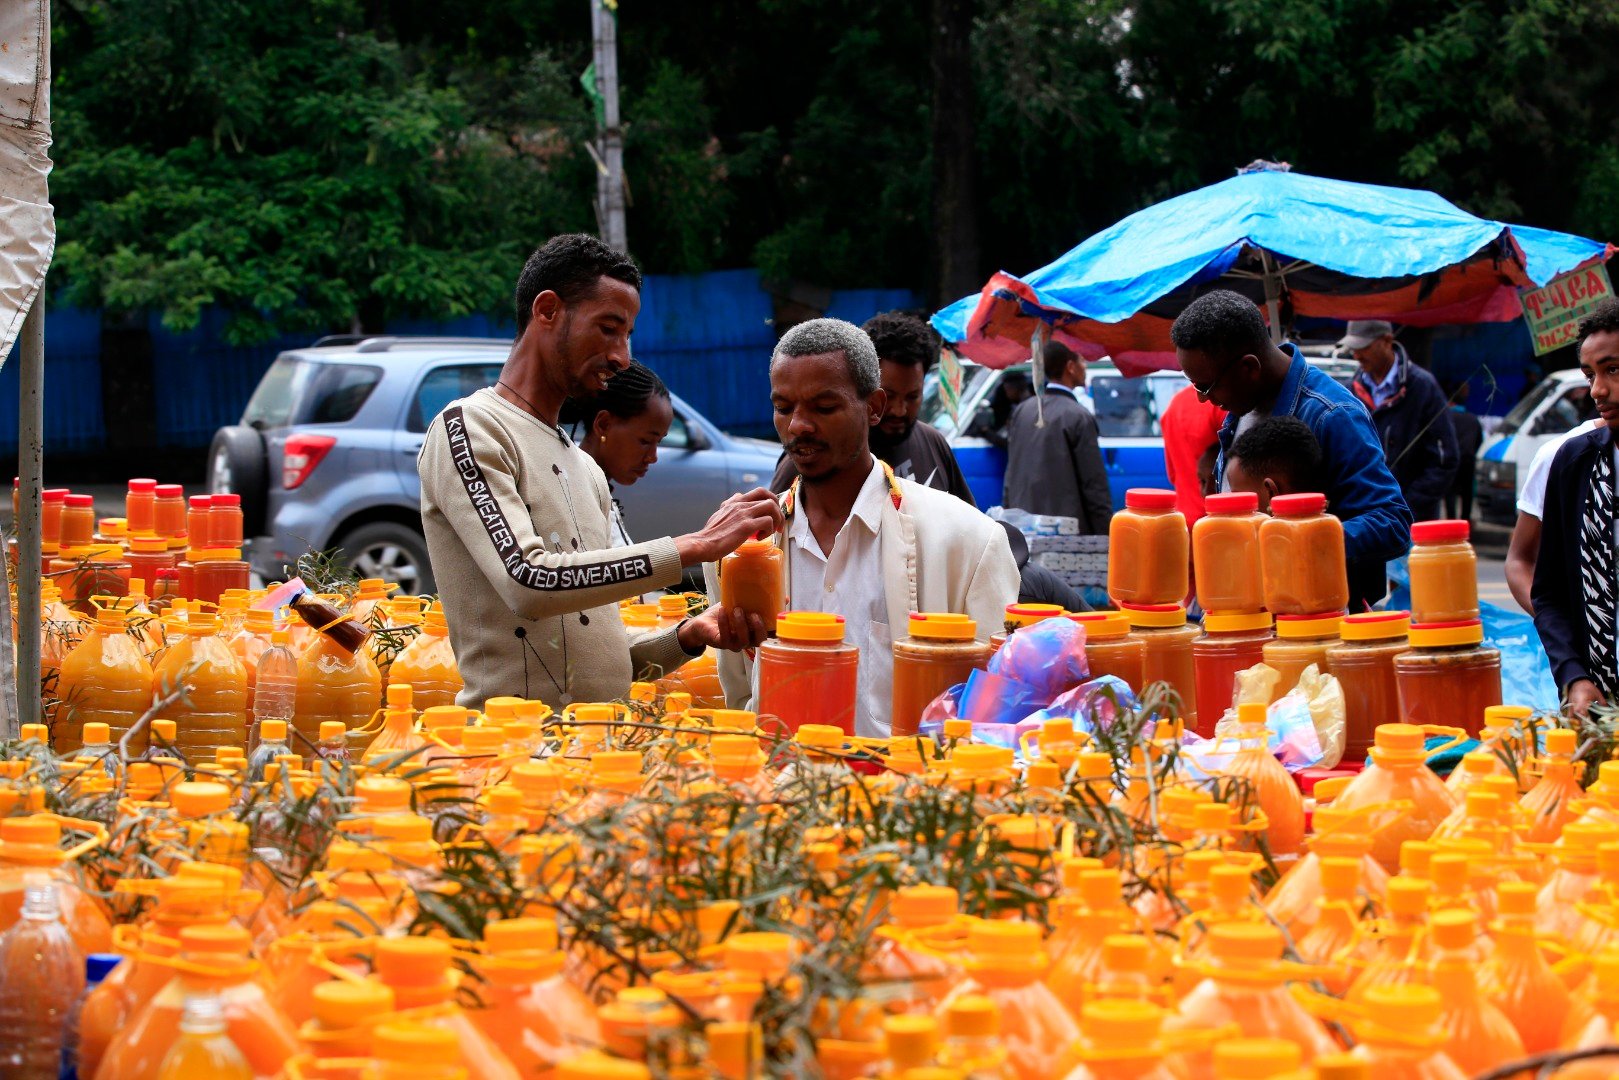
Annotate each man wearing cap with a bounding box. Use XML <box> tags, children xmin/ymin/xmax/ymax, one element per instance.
<box><xmin>1341</xmin><ymin>320</ymin><xmax>1458</xmax><ymax>523</ymax></box>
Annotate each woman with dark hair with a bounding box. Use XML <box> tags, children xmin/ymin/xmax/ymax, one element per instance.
<box><xmin>561</xmin><ymin>360</ymin><xmax>674</xmax><ymax>547</ymax></box>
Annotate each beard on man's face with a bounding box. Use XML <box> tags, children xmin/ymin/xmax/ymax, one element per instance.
<box><xmin>870</xmin><ymin>416</ymin><xmax>915</xmax><ymax>451</ymax></box>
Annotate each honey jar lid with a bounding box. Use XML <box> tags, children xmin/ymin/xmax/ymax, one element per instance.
<box><xmin>1119</xmin><ymin>602</ymin><xmax>1187</xmax><ymax>629</ymax></box>
<box><xmin>776</xmin><ymin>611</ymin><xmax>846</xmax><ymax>643</ymax></box>
<box><xmin>1203</xmin><ymin>492</ymin><xmax>1259</xmax><ymax>514</ymax></box>
<box><xmin>1408</xmin><ymin>619</ymin><xmax>1485</xmax><ymax>648</ymax></box>
<box><xmin>1339</xmin><ymin>610</ymin><xmax>1411</xmax><ymax>641</ymax></box>
<box><xmin>1123</xmin><ymin>488</ymin><xmax>1178</xmax><ymax>511</ymax></box>
<box><xmin>907</xmin><ymin>612</ymin><xmax>977</xmax><ymax>640</ymax></box>
<box><xmin>1068</xmin><ymin>611</ymin><xmax>1132</xmax><ymax>639</ymax></box>
<box><xmin>1004</xmin><ymin>602</ymin><xmax>1065</xmax><ymax>627</ymax></box>
<box><xmin>1269</xmin><ymin>492</ymin><xmax>1327</xmax><ymax>517</ymax></box>
<box><xmin>1202</xmin><ymin>611</ymin><xmax>1273</xmax><ymax>633</ymax></box>
<box><xmin>1410</xmin><ymin>519</ymin><xmax>1471</xmax><ymax>543</ymax></box>
<box><xmin>1274</xmin><ymin>612</ymin><xmax>1344</xmax><ymax>640</ymax></box>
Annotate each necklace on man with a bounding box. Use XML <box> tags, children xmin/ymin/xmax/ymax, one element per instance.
<box><xmin>497</xmin><ymin>381</ymin><xmax>569</xmax><ymax>443</ymax></box>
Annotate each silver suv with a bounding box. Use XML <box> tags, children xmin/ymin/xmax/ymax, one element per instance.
<box><xmin>208</xmin><ymin>336</ymin><xmax>781</xmax><ymax>593</ymax></box>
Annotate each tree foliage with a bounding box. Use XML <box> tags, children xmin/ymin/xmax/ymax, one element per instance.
<box><xmin>49</xmin><ymin>0</ymin><xmax>1619</xmax><ymax>339</ymax></box>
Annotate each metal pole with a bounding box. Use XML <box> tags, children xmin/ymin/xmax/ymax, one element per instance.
<box><xmin>14</xmin><ymin>287</ymin><xmax>43</xmax><ymax>737</ymax></box>
<box><xmin>1260</xmin><ymin>250</ymin><xmax>1284</xmax><ymax>345</ymax></box>
<box><xmin>591</xmin><ymin>0</ymin><xmax>627</xmax><ymax>253</ymax></box>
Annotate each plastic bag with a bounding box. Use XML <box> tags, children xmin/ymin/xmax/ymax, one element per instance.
<box><xmin>987</xmin><ymin>617</ymin><xmax>1090</xmax><ymax>700</ymax></box>
<box><xmin>1294</xmin><ymin>664</ymin><xmax>1346</xmax><ymax>770</ymax></box>
<box><xmin>1022</xmin><ymin>676</ymin><xmax>1141</xmax><ymax>740</ymax></box>
<box><xmin>1196</xmin><ymin>662</ymin><xmax>1346</xmax><ymax>773</ymax></box>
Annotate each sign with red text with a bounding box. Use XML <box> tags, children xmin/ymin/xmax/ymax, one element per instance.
<box><xmin>1521</xmin><ymin>263</ymin><xmax>1614</xmax><ymax>356</ymax></box>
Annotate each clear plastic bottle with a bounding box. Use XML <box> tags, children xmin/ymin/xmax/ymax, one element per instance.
<box><xmin>0</xmin><ymin>883</ymin><xmax>86</xmax><ymax>1077</ymax></box>
<box><xmin>316</xmin><ymin>721</ymin><xmax>353</xmax><ymax>771</ymax></box>
<box><xmin>155</xmin><ymin>992</ymin><xmax>252</xmax><ymax>1080</ymax></box>
<box><xmin>60</xmin><ymin>952</ymin><xmax>121</xmax><ymax>1080</ymax></box>
<box><xmin>245</xmin><ymin>719</ymin><xmax>291</xmax><ymax>784</ymax></box>
<box><xmin>251</xmin><ymin>628</ymin><xmax>297</xmax><ymax>739</ymax></box>
<box><xmin>937</xmin><ymin>994</ymin><xmax>1012</xmax><ymax>1079</ymax></box>
<box><xmin>73</xmin><ymin>720</ymin><xmax>121</xmax><ymax>779</ymax></box>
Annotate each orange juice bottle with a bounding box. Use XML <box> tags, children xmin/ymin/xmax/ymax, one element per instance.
<box><xmin>1262</xmin><ymin>614</ymin><xmax>1343</xmax><ymax>699</ymax></box>
<box><xmin>1484</xmin><ymin>882</ymin><xmax>1591</xmax><ymax>1053</ymax></box>
<box><xmin>153</xmin><ymin>612</ymin><xmax>249</xmax><ymax>759</ymax></box>
<box><xmin>1122</xmin><ymin>603</ymin><xmax>1198</xmax><ymax>726</ymax></box>
<box><xmin>0</xmin><ymin>816</ymin><xmax>116</xmax><ymax>955</ymax></box>
<box><xmin>1425</xmin><ymin>909</ymin><xmax>1524</xmax><ymax>1074</ymax></box>
<box><xmin>388</xmin><ymin>605</ymin><xmax>462</xmax><ymax>710</ymax></box>
<box><xmin>1212</xmin><ymin>703</ymin><xmax>1305</xmax><ymax>857</ymax></box>
<box><xmin>719</xmin><ymin>538</ymin><xmax>784</xmax><ymax>635</ymax></box>
<box><xmin>468</xmin><ymin>917</ymin><xmax>600</xmax><ymax>1075</ymax></box>
<box><xmin>866</xmin><ymin>885</ymin><xmax>966</xmax><ymax>1013</ymax></box>
<box><xmin>56</xmin><ymin>605</ymin><xmax>153</xmax><ymax>754</ymax></box>
<box><xmin>1259</xmin><ymin>494</ymin><xmax>1348</xmax><ymax>616</ymax></box>
<box><xmin>295</xmin><ymin>624</ymin><xmax>382</xmax><ymax>759</ymax></box>
<box><xmin>1346</xmin><ymin>985</ymin><xmax>1468</xmax><ymax>1080</ymax></box>
<box><xmin>756</xmin><ymin>612</ymin><xmax>860</xmax><ymax>736</ymax></box>
<box><xmin>1407</xmin><ymin>520</ymin><xmax>1478</xmax><ymax>625</ymax></box>
<box><xmin>938</xmin><ymin>921</ymin><xmax>1078</xmax><ymax>1080</ymax></box>
<box><xmin>1108</xmin><ymin>489</ymin><xmax>1189</xmax><ymax>607</ymax></box>
<box><xmin>1192</xmin><ymin>612</ymin><xmax>1273</xmax><ymax>736</ymax></box>
<box><xmin>154</xmin><ymin>991</ymin><xmax>252</xmax><ymax>1080</ymax></box>
<box><xmin>1066</xmin><ymin>612</ymin><xmax>1146</xmax><ymax>689</ymax></box>
<box><xmin>1192</xmin><ymin>491</ymin><xmax>1266</xmax><ymax>614</ymax></box>
<box><xmin>892</xmin><ymin>614</ymin><xmax>990</xmax><ymax>738</ymax></box>
<box><xmin>1063</xmin><ymin>999</ymin><xmax>1181</xmax><ymax>1080</ymax></box>
<box><xmin>1520</xmin><ymin>726</ymin><xmax>1582</xmax><ymax>844</ymax></box>
<box><xmin>370</xmin><ymin>937</ymin><xmax>522</xmax><ymax>1080</ymax></box>
<box><xmin>362</xmin><ymin>1021</ymin><xmax>468</xmax><ymax>1080</ymax></box>
<box><xmin>1330</xmin><ymin>724</ymin><xmax>1458</xmax><ymax>873</ymax></box>
<box><xmin>1294</xmin><ymin>857</ymin><xmax>1373</xmax><ymax>995</ymax></box>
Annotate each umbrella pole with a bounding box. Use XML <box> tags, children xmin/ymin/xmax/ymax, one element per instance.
<box><xmin>12</xmin><ymin>290</ymin><xmax>44</xmax><ymax>739</ymax></box>
<box><xmin>1260</xmin><ymin>250</ymin><xmax>1284</xmax><ymax>345</ymax></box>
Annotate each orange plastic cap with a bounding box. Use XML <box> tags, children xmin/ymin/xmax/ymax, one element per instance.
<box><xmin>723</xmin><ymin>932</ymin><xmax>800</xmax><ymax>979</ymax></box>
<box><xmin>311</xmin><ymin>979</ymin><xmax>395</xmax><ymax>1029</ymax></box>
<box><xmin>795</xmin><ymin>724</ymin><xmax>845</xmax><ymax>749</ymax></box>
<box><xmin>1311</xmin><ymin>1054</ymin><xmax>1369</xmax><ymax>1080</ymax></box>
<box><xmin>81</xmin><ymin>722</ymin><xmax>111</xmax><ymax>744</ymax></box>
<box><xmin>1429</xmin><ymin>909</ymin><xmax>1478</xmax><ymax>951</ymax></box>
<box><xmin>1211</xmin><ymin>1038</ymin><xmax>1303</xmax><ymax>1079</ymax></box>
<box><xmin>319</xmin><ymin>721</ymin><xmax>346</xmax><ymax>742</ymax></box>
<box><xmin>1317</xmin><ymin>857</ymin><xmax>1360</xmax><ymax>898</ymax></box>
<box><xmin>1373</xmin><ymin>723</ymin><xmax>1425</xmax><ymax>754</ymax></box>
<box><xmin>1386</xmin><ymin>877</ymin><xmax>1432</xmax><ymax>916</ymax></box>
<box><xmin>179</xmin><ymin>923</ymin><xmax>251</xmax><ymax>955</ymax></box>
<box><xmin>369</xmin><ymin>1021</ymin><xmax>459</xmax><ymax>1065</ymax></box>
<box><xmin>370</xmin><ymin>813</ymin><xmax>433</xmax><ymax>844</ymax></box>
<box><xmin>483</xmin><ymin>696</ymin><xmax>524</xmax><ymax>722</ymax></box>
<box><xmin>968</xmin><ymin>919</ymin><xmax>1041</xmax><ymax>959</ymax></box>
<box><xmin>421</xmin><ymin>705</ymin><xmax>469</xmax><ymax>730</ymax></box>
<box><xmin>1398</xmin><ymin>840</ymin><xmax>1436</xmax><ymax>878</ymax></box>
<box><xmin>1274</xmin><ymin>613</ymin><xmax>1344</xmax><ymax>640</ymax></box>
<box><xmin>374</xmin><ymin>937</ymin><xmax>452</xmax><ymax>985</ymax></box>
<box><xmin>170</xmin><ymin>781</ymin><xmax>231</xmax><ymax>818</ymax></box>
<box><xmin>1497</xmin><ymin>881</ymin><xmax>1537</xmax><ymax>917</ymax></box>
<box><xmin>485</xmin><ymin>916</ymin><xmax>559</xmax><ymax>954</ymax></box>
<box><xmin>258</xmin><ymin>719</ymin><xmax>288</xmax><ymax>742</ymax></box>
<box><xmin>1080</xmin><ymin>998</ymin><xmax>1163</xmax><ymax>1048</ymax></box>
<box><xmin>891</xmin><ymin>884</ymin><xmax>958</xmax><ymax>928</ymax></box>
<box><xmin>1120</xmin><ymin>602</ymin><xmax>1188</xmax><ymax>629</ymax></box>
<box><xmin>356</xmin><ymin>776</ymin><xmax>411</xmax><ymax>812</ymax></box>
<box><xmin>882</xmin><ymin>1014</ymin><xmax>939</xmax><ymax>1066</ymax></box>
<box><xmin>1206</xmin><ymin>922</ymin><xmax>1282</xmax><ymax>962</ymax></box>
<box><xmin>907</xmin><ymin>612</ymin><xmax>976</xmax><ymax>640</ymax></box>
<box><xmin>463</xmin><ymin>726</ymin><xmax>505</xmax><ymax>753</ymax></box>
<box><xmin>1102</xmin><ymin>934</ymin><xmax>1151</xmax><ymax>973</ymax></box>
<box><xmin>1076</xmin><ymin>751</ymin><xmax>1112</xmax><ymax>781</ymax></box>
<box><xmin>385</xmin><ymin>684</ymin><xmax>414</xmax><ymax>708</ymax></box>
<box><xmin>1338</xmin><ymin>611</ymin><xmax>1410</xmax><ymax>642</ymax></box>
<box><xmin>776</xmin><ymin>611</ymin><xmax>847</xmax><ymax>642</ymax></box>
<box><xmin>1208</xmin><ymin>864</ymin><xmax>1252</xmax><ymax>906</ymax></box>
<box><xmin>589</xmin><ymin>750</ymin><xmax>644</xmax><ymax>785</ymax></box>
<box><xmin>1202</xmin><ymin>611</ymin><xmax>1274</xmax><ymax>634</ymax></box>
<box><xmin>1078</xmin><ymin>868</ymin><xmax>1123</xmax><ymax>909</ymax></box>
<box><xmin>1361</xmin><ymin>984</ymin><xmax>1441</xmax><ymax>1036</ymax></box>
<box><xmin>1545</xmin><ymin>727</ymin><xmax>1578</xmax><ymax>755</ymax></box>
<box><xmin>942</xmin><ymin>994</ymin><xmax>1000</xmax><ymax>1038</ymax></box>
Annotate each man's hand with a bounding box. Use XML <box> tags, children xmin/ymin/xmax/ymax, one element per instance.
<box><xmin>676</xmin><ymin>605</ymin><xmax>770</xmax><ymax>654</ymax></box>
<box><xmin>674</xmin><ymin>488</ymin><xmax>786</xmax><ymax>566</ymax></box>
<box><xmin>1567</xmin><ymin>678</ymin><xmax>1606</xmax><ymax>717</ymax></box>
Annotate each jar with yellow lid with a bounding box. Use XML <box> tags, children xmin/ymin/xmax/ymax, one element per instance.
<box><xmin>1067</xmin><ymin>611</ymin><xmax>1146</xmax><ymax>692</ymax></box>
<box><xmin>1192</xmin><ymin>611</ymin><xmax>1273</xmax><ymax>736</ymax></box>
<box><xmin>1325</xmin><ymin>612</ymin><xmax>1410</xmax><ymax>762</ymax></box>
<box><xmin>1262</xmin><ymin>613</ymin><xmax>1344</xmax><ymax>699</ymax></box>
<box><xmin>891</xmin><ymin>613</ymin><xmax>989</xmax><ymax>737</ymax></box>
<box><xmin>756</xmin><ymin>612</ymin><xmax>859</xmax><ymax>736</ymax></box>
<box><xmin>1121</xmin><ymin>603</ymin><xmax>1198</xmax><ymax>726</ymax></box>
<box><xmin>1394</xmin><ymin>620</ymin><xmax>1501</xmax><ymax>737</ymax></box>
<box><xmin>51</xmin><ymin>543</ymin><xmax>131</xmax><ymax>615</ymax></box>
<box><xmin>989</xmin><ymin>603</ymin><xmax>1066</xmax><ymax>654</ymax></box>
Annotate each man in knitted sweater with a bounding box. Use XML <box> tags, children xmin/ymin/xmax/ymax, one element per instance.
<box><xmin>420</xmin><ymin>235</ymin><xmax>782</xmax><ymax>708</ymax></box>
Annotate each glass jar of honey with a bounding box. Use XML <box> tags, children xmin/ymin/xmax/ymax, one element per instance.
<box><xmin>1262</xmin><ymin>613</ymin><xmax>1344</xmax><ymax>699</ymax></box>
<box><xmin>39</xmin><ymin>488</ymin><xmax>67</xmax><ymax>571</ymax></box>
<box><xmin>756</xmin><ymin>612</ymin><xmax>860</xmax><ymax>736</ymax></box>
<box><xmin>1325</xmin><ymin>611</ymin><xmax>1410</xmax><ymax>763</ymax></box>
<box><xmin>1192</xmin><ymin>491</ymin><xmax>1266</xmax><ymax>615</ymax></box>
<box><xmin>891</xmin><ymin>613</ymin><xmax>990</xmax><ymax>738</ymax></box>
<box><xmin>989</xmin><ymin>602</ymin><xmax>1067</xmax><ymax>654</ymax></box>
<box><xmin>52</xmin><ymin>544</ymin><xmax>131</xmax><ymax>615</ymax></box>
<box><xmin>191</xmin><ymin>548</ymin><xmax>252</xmax><ymax>608</ymax></box>
<box><xmin>1121</xmin><ymin>603</ymin><xmax>1199</xmax><ymax>725</ymax></box>
<box><xmin>1108</xmin><ymin>488</ymin><xmax>1189</xmax><ymax>607</ymax></box>
<box><xmin>153</xmin><ymin>484</ymin><xmax>187</xmax><ymax>548</ymax></box>
<box><xmin>1192</xmin><ymin>611</ymin><xmax>1273</xmax><ymax>736</ymax></box>
<box><xmin>1067</xmin><ymin>611</ymin><xmax>1146</xmax><ymax>692</ymax></box>
<box><xmin>1394</xmin><ymin>620</ymin><xmax>1501</xmax><ymax>738</ymax></box>
<box><xmin>719</xmin><ymin>538</ymin><xmax>785</xmax><ymax>635</ymax></box>
<box><xmin>1408</xmin><ymin>520</ymin><xmax>1479</xmax><ymax>625</ymax></box>
<box><xmin>1259</xmin><ymin>493</ymin><xmax>1349</xmax><ymax>616</ymax></box>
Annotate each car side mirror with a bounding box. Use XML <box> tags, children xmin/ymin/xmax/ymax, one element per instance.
<box><xmin>683</xmin><ymin>425</ymin><xmax>712</xmax><ymax>451</ymax></box>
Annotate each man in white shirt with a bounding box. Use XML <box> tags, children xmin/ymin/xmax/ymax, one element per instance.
<box><xmin>709</xmin><ymin>318</ymin><xmax>1019</xmax><ymax>738</ymax></box>
<box><xmin>1504</xmin><ymin>415</ymin><xmax>1603</xmax><ymax>612</ymax></box>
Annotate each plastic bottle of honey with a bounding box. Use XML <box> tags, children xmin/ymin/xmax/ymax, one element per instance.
<box><xmin>1066</xmin><ymin>612</ymin><xmax>1145</xmax><ymax>690</ymax></box>
<box><xmin>1325</xmin><ymin>612</ymin><xmax>1410</xmax><ymax>763</ymax></box>
<box><xmin>153</xmin><ymin>484</ymin><xmax>187</xmax><ymax>549</ymax></box>
<box><xmin>1331</xmin><ymin>724</ymin><xmax>1458</xmax><ymax>873</ymax></box>
<box><xmin>59</xmin><ymin>492</ymin><xmax>95</xmax><ymax>550</ymax></box>
<box><xmin>719</xmin><ymin>538</ymin><xmax>784</xmax><ymax>635</ymax></box>
<box><xmin>53</xmin><ymin>544</ymin><xmax>131</xmax><ymax>616</ymax></box>
<box><xmin>389</xmin><ymin>605</ymin><xmax>463</xmax><ymax>710</ymax></box>
<box><xmin>1393</xmin><ymin>621</ymin><xmax>1501</xmax><ymax>738</ymax></box>
<box><xmin>1121</xmin><ymin>603</ymin><xmax>1198</xmax><ymax>726</ymax></box>
<box><xmin>989</xmin><ymin>603</ymin><xmax>1066</xmax><ymax>654</ymax></box>
<box><xmin>190</xmin><ymin>548</ymin><xmax>251</xmax><ymax>609</ymax></box>
<box><xmin>153</xmin><ymin>611</ymin><xmax>250</xmax><ymax>760</ymax></box>
<box><xmin>1107</xmin><ymin>489</ymin><xmax>1189</xmax><ymax>607</ymax></box>
<box><xmin>39</xmin><ymin>487</ymin><xmax>68</xmax><ymax>571</ymax></box>
<box><xmin>1407</xmin><ymin>520</ymin><xmax>1478</xmax><ymax>625</ymax></box>
<box><xmin>756</xmin><ymin>612</ymin><xmax>859</xmax><ymax>736</ymax></box>
<box><xmin>1192</xmin><ymin>491</ymin><xmax>1266</xmax><ymax>614</ymax></box>
<box><xmin>124</xmin><ymin>478</ymin><xmax>157</xmax><ymax>536</ymax></box>
<box><xmin>1192</xmin><ymin>612</ymin><xmax>1273</xmax><ymax>736</ymax></box>
<box><xmin>1262</xmin><ymin>613</ymin><xmax>1344</xmax><ymax>699</ymax></box>
<box><xmin>56</xmin><ymin>606</ymin><xmax>153</xmax><ymax>755</ymax></box>
<box><xmin>1259</xmin><ymin>494</ymin><xmax>1349</xmax><ymax>616</ymax></box>
<box><xmin>891</xmin><ymin>613</ymin><xmax>990</xmax><ymax>737</ymax></box>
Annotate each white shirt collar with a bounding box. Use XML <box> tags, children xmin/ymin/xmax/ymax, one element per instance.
<box><xmin>789</xmin><ymin>456</ymin><xmax>888</xmax><ymax>549</ymax></box>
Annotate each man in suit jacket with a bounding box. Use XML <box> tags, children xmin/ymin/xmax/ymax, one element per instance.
<box><xmin>1532</xmin><ymin>298</ymin><xmax>1619</xmax><ymax>716</ymax></box>
<box><xmin>1002</xmin><ymin>341</ymin><xmax>1114</xmax><ymax>535</ymax></box>
<box><xmin>708</xmin><ymin>318</ymin><xmax>1020</xmax><ymax>738</ymax></box>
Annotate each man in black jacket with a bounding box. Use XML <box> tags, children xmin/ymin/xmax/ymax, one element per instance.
<box><xmin>1003</xmin><ymin>341</ymin><xmax>1114</xmax><ymax>535</ymax></box>
<box><xmin>1342</xmin><ymin>321</ymin><xmax>1458</xmax><ymax>522</ymax></box>
<box><xmin>1533</xmin><ymin>299</ymin><xmax>1619</xmax><ymax>716</ymax></box>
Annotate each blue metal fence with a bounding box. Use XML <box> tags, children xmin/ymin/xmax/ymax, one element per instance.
<box><xmin>0</xmin><ymin>307</ymin><xmax>105</xmax><ymax>453</ymax></box>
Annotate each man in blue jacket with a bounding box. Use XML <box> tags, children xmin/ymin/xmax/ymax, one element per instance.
<box><xmin>1172</xmin><ymin>291</ymin><xmax>1412</xmax><ymax>612</ymax></box>
<box><xmin>1340</xmin><ymin>320</ymin><xmax>1458</xmax><ymax>523</ymax></box>
<box><xmin>1532</xmin><ymin>298</ymin><xmax>1619</xmax><ymax>717</ymax></box>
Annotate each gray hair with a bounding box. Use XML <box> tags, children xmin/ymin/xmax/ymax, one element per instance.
<box><xmin>770</xmin><ymin>318</ymin><xmax>880</xmax><ymax>398</ymax></box>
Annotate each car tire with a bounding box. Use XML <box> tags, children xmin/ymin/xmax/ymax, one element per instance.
<box><xmin>208</xmin><ymin>426</ymin><xmax>269</xmax><ymax>537</ymax></box>
<box><xmin>333</xmin><ymin>521</ymin><xmax>435</xmax><ymax>596</ymax></box>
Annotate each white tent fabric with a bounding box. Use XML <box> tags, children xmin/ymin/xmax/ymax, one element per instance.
<box><xmin>0</xmin><ymin>0</ymin><xmax>53</xmax><ymax>356</ymax></box>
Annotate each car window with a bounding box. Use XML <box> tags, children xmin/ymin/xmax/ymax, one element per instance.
<box><xmin>920</xmin><ymin>362</ymin><xmax>1002</xmax><ymax>437</ymax></box>
<box><xmin>662</xmin><ymin>410</ymin><xmax>694</xmax><ymax>450</ymax></box>
<box><xmin>242</xmin><ymin>356</ymin><xmax>311</xmax><ymax>429</ymax></box>
<box><xmin>408</xmin><ymin>363</ymin><xmax>504</xmax><ymax>433</ymax></box>
<box><xmin>1530</xmin><ymin>384</ymin><xmax>1596</xmax><ymax>436</ymax></box>
<box><xmin>1091</xmin><ymin>374</ymin><xmax>1157</xmax><ymax>437</ymax></box>
<box><xmin>295</xmin><ymin>363</ymin><xmax>384</xmax><ymax>425</ymax></box>
<box><xmin>1497</xmin><ymin>378</ymin><xmax>1565</xmax><ymax>436</ymax></box>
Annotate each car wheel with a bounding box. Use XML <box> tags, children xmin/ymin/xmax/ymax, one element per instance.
<box><xmin>333</xmin><ymin>522</ymin><xmax>435</xmax><ymax>596</ymax></box>
<box><xmin>207</xmin><ymin>425</ymin><xmax>269</xmax><ymax>537</ymax></box>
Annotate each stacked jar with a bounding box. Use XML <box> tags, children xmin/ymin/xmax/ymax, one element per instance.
<box><xmin>1326</xmin><ymin>611</ymin><xmax>1411</xmax><ymax>762</ymax></box>
<box><xmin>1257</xmin><ymin>493</ymin><xmax>1348</xmax><ymax>710</ymax></box>
<box><xmin>1105</xmin><ymin>488</ymin><xmax>1194</xmax><ymax>716</ymax></box>
<box><xmin>1067</xmin><ymin>611</ymin><xmax>1146</xmax><ymax>691</ymax></box>
<box><xmin>1397</xmin><ymin>520</ymin><xmax>1497</xmax><ymax>736</ymax></box>
<box><xmin>756</xmin><ymin>612</ymin><xmax>859</xmax><ymax>736</ymax></box>
<box><xmin>1121</xmin><ymin>603</ymin><xmax>1199</xmax><ymax>726</ymax></box>
<box><xmin>989</xmin><ymin>603</ymin><xmax>1066</xmax><ymax>654</ymax></box>
<box><xmin>1191</xmin><ymin>491</ymin><xmax>1272</xmax><ymax>734</ymax></box>
<box><xmin>1262</xmin><ymin>613</ymin><xmax>1343</xmax><ymax>699</ymax></box>
<box><xmin>891</xmin><ymin>614</ymin><xmax>990</xmax><ymax>737</ymax></box>
<box><xmin>191</xmin><ymin>493</ymin><xmax>251</xmax><ymax>607</ymax></box>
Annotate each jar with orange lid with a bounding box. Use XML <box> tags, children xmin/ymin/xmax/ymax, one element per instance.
<box><xmin>1262</xmin><ymin>613</ymin><xmax>1344</xmax><ymax>698</ymax></box>
<box><xmin>1067</xmin><ymin>611</ymin><xmax>1146</xmax><ymax>690</ymax></box>
<box><xmin>1407</xmin><ymin>519</ymin><xmax>1478</xmax><ymax>624</ymax></box>
<box><xmin>1122</xmin><ymin>603</ymin><xmax>1199</xmax><ymax>724</ymax></box>
<box><xmin>1394</xmin><ymin>621</ymin><xmax>1501</xmax><ymax>737</ymax></box>
<box><xmin>1259</xmin><ymin>493</ymin><xmax>1349</xmax><ymax>616</ymax></box>
<box><xmin>1107</xmin><ymin>488</ymin><xmax>1189</xmax><ymax>606</ymax></box>
<box><xmin>1192</xmin><ymin>491</ymin><xmax>1266</xmax><ymax>614</ymax></box>
<box><xmin>1192</xmin><ymin>611</ymin><xmax>1273</xmax><ymax>735</ymax></box>
<box><xmin>989</xmin><ymin>602</ymin><xmax>1066</xmax><ymax>654</ymax></box>
<box><xmin>1326</xmin><ymin>612</ymin><xmax>1410</xmax><ymax>762</ymax></box>
<box><xmin>756</xmin><ymin>612</ymin><xmax>860</xmax><ymax>736</ymax></box>
<box><xmin>719</xmin><ymin>538</ymin><xmax>784</xmax><ymax>635</ymax></box>
<box><xmin>891</xmin><ymin>613</ymin><xmax>990</xmax><ymax>738</ymax></box>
